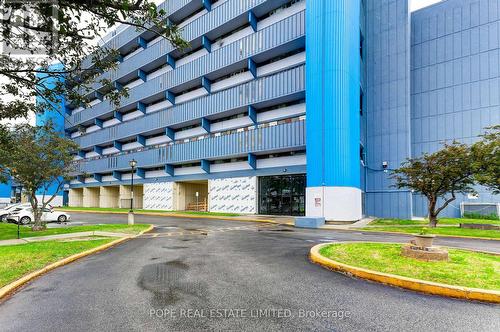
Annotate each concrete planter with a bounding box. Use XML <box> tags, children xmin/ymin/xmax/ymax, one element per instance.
<box><xmin>414</xmin><ymin>234</ymin><xmax>435</xmax><ymax>248</ymax></box>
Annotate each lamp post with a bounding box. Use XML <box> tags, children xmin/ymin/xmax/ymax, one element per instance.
<box><xmin>128</xmin><ymin>159</ymin><xmax>137</xmax><ymax>225</ymax></box>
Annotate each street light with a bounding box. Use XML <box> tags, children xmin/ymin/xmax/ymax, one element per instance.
<box><xmin>128</xmin><ymin>159</ymin><xmax>137</xmax><ymax>225</ymax></box>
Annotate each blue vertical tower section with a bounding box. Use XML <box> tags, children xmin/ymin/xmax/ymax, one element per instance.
<box><xmin>35</xmin><ymin>63</ymin><xmax>66</xmax><ymax>201</ymax></box>
<box><xmin>306</xmin><ymin>0</ymin><xmax>362</xmax><ymax>220</ymax></box>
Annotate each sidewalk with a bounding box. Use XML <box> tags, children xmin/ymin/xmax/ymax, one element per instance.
<box><xmin>0</xmin><ymin>231</ymin><xmax>132</xmax><ymax>247</ymax></box>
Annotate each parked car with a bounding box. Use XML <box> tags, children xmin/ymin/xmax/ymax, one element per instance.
<box><xmin>0</xmin><ymin>203</ymin><xmax>31</xmax><ymax>222</ymax></box>
<box><xmin>7</xmin><ymin>206</ymin><xmax>70</xmax><ymax>225</ymax></box>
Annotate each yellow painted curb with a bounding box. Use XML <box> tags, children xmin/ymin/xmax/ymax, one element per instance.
<box><xmin>0</xmin><ymin>224</ymin><xmax>154</xmax><ymax>301</ymax></box>
<box><xmin>310</xmin><ymin>243</ymin><xmax>500</xmax><ymax>304</ymax></box>
<box><xmin>56</xmin><ymin>208</ymin><xmax>279</xmax><ymax>224</ymax></box>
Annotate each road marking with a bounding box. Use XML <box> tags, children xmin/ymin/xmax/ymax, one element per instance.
<box><xmin>138</xmin><ymin>224</ymin><xmax>279</xmax><ymax>238</ymax></box>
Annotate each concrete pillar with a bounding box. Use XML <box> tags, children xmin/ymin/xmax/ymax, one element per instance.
<box><xmin>83</xmin><ymin>187</ymin><xmax>100</xmax><ymax>208</ymax></box>
<box><xmin>68</xmin><ymin>188</ymin><xmax>83</xmax><ymax>207</ymax></box>
<box><xmin>305</xmin><ymin>0</ymin><xmax>362</xmax><ymax>221</ymax></box>
<box><xmin>119</xmin><ymin>185</ymin><xmax>143</xmax><ymax>209</ymax></box>
<box><xmin>99</xmin><ymin>186</ymin><xmax>119</xmax><ymax>208</ymax></box>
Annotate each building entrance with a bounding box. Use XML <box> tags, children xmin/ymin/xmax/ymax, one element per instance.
<box><xmin>258</xmin><ymin>175</ymin><xmax>306</xmax><ymax>216</ymax></box>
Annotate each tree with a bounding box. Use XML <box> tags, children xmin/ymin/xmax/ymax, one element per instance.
<box><xmin>391</xmin><ymin>142</ymin><xmax>476</xmax><ymax>227</ymax></box>
<box><xmin>0</xmin><ymin>123</ymin><xmax>79</xmax><ymax>230</ymax></box>
<box><xmin>0</xmin><ymin>0</ymin><xmax>188</xmax><ymax>121</ymax></box>
<box><xmin>471</xmin><ymin>126</ymin><xmax>500</xmax><ymax>194</ymax></box>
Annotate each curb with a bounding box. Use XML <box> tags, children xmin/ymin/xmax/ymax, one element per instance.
<box><xmin>309</xmin><ymin>243</ymin><xmax>500</xmax><ymax>304</ymax></box>
<box><xmin>0</xmin><ymin>224</ymin><xmax>154</xmax><ymax>301</ymax></box>
<box><xmin>56</xmin><ymin>209</ymin><xmax>279</xmax><ymax>224</ymax></box>
<box><xmin>352</xmin><ymin>228</ymin><xmax>500</xmax><ymax>241</ymax></box>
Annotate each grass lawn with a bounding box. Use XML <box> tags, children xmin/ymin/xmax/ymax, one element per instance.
<box><xmin>57</xmin><ymin>206</ymin><xmax>240</xmax><ymax>217</ymax></box>
<box><xmin>0</xmin><ymin>223</ymin><xmax>150</xmax><ymax>241</ymax></box>
<box><xmin>363</xmin><ymin>218</ymin><xmax>500</xmax><ymax>239</ymax></box>
<box><xmin>371</xmin><ymin>218</ymin><xmax>500</xmax><ymax>226</ymax></box>
<box><xmin>319</xmin><ymin>243</ymin><xmax>500</xmax><ymax>290</ymax></box>
<box><xmin>0</xmin><ymin>239</ymin><xmax>114</xmax><ymax>288</ymax></box>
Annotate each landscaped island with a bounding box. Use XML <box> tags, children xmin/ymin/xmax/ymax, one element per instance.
<box><xmin>319</xmin><ymin>243</ymin><xmax>500</xmax><ymax>290</ymax></box>
<box><xmin>362</xmin><ymin>218</ymin><xmax>500</xmax><ymax>239</ymax></box>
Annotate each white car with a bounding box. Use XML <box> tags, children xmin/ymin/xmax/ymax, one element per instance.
<box><xmin>0</xmin><ymin>203</ymin><xmax>31</xmax><ymax>222</ymax></box>
<box><xmin>7</xmin><ymin>206</ymin><xmax>70</xmax><ymax>225</ymax></box>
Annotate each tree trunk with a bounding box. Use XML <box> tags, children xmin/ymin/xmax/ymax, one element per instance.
<box><xmin>428</xmin><ymin>198</ymin><xmax>438</xmax><ymax>228</ymax></box>
<box><xmin>429</xmin><ymin>214</ymin><xmax>438</xmax><ymax>228</ymax></box>
<box><xmin>32</xmin><ymin>208</ymin><xmax>46</xmax><ymax>231</ymax></box>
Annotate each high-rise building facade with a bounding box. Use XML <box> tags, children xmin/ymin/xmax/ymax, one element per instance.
<box><xmin>2</xmin><ymin>0</ymin><xmax>498</xmax><ymax>220</ymax></box>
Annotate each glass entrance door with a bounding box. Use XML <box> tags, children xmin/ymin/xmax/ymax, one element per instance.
<box><xmin>258</xmin><ymin>175</ymin><xmax>306</xmax><ymax>216</ymax></box>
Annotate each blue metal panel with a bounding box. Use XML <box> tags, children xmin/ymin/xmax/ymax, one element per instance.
<box><xmin>73</xmin><ymin>66</ymin><xmax>305</xmax><ymax>149</ymax></box>
<box><xmin>166</xmin><ymin>127</ymin><xmax>175</xmax><ymax>141</ymax></box>
<box><xmin>117</xmin><ymin>54</ymin><xmax>124</xmax><ymax>63</ymax></box>
<box><xmin>166</xmin><ymin>91</ymin><xmax>176</xmax><ymax>105</ymax></box>
<box><xmin>201</xmin><ymin>117</ymin><xmax>210</xmax><ymax>133</ymax></box>
<box><xmin>306</xmin><ymin>0</ymin><xmax>360</xmax><ymax>188</ymax></box>
<box><xmin>112</xmin><ymin>171</ymin><xmax>122</xmax><ymax>181</ymax></box>
<box><xmin>165</xmin><ymin>164</ymin><xmax>174</xmax><ymax>176</ymax></box>
<box><xmin>248</xmin><ymin>153</ymin><xmax>256</xmax><ymax>170</ymax></box>
<box><xmin>137</xmin><ymin>135</ymin><xmax>146</xmax><ymax>146</ymax></box>
<box><xmin>78</xmin><ymin>151</ymin><xmax>86</xmax><ymax>158</ymax></box>
<box><xmin>202</xmin><ymin>77</ymin><xmax>211</xmax><ymax>93</ymax></box>
<box><xmin>76</xmin><ymin>175</ymin><xmax>85</xmax><ymax>183</ymax></box>
<box><xmin>64</xmin><ymin>106</ymin><xmax>72</xmax><ymax>116</ymax></box>
<box><xmin>138</xmin><ymin>69</ymin><xmax>147</xmax><ymax>82</ymax></box>
<box><xmin>114</xmin><ymin>81</ymin><xmax>123</xmax><ymax>91</ymax></box>
<box><xmin>410</xmin><ymin>0</ymin><xmax>500</xmax><ymax>217</ymax></box>
<box><xmin>201</xmin><ymin>159</ymin><xmax>210</xmax><ymax>173</ymax></box>
<box><xmin>94</xmin><ymin>146</ymin><xmax>103</xmax><ymax>155</ymax></box>
<box><xmin>0</xmin><ymin>182</ymin><xmax>11</xmax><ymax>200</ymax></box>
<box><xmin>93</xmin><ymin>174</ymin><xmax>102</xmax><ymax>182</ymax></box>
<box><xmin>137</xmin><ymin>168</ymin><xmax>146</xmax><ymax>179</ymax></box>
<box><xmin>202</xmin><ymin>35</ymin><xmax>212</xmax><ymax>52</ymax></box>
<box><xmin>167</xmin><ymin>54</ymin><xmax>176</xmax><ymax>69</ymax></box>
<box><xmin>114</xmin><ymin>111</ymin><xmax>123</xmax><ymax>122</ymax></box>
<box><xmin>202</xmin><ymin>0</ymin><xmax>211</xmax><ymax>11</ymax></box>
<box><xmin>95</xmin><ymin>118</ymin><xmax>103</xmax><ymax>128</ymax></box>
<box><xmin>137</xmin><ymin>36</ymin><xmax>147</xmax><ymax>49</ymax></box>
<box><xmin>248</xmin><ymin>105</ymin><xmax>257</xmax><ymax>125</ymax></box>
<box><xmin>113</xmin><ymin>141</ymin><xmax>122</xmax><ymax>151</ymax></box>
<box><xmin>137</xmin><ymin>102</ymin><xmax>146</xmax><ymax>113</ymax></box>
<box><xmin>248</xmin><ymin>58</ymin><xmax>257</xmax><ymax>78</ymax></box>
<box><xmin>248</xmin><ymin>11</ymin><xmax>258</xmax><ymax>32</ymax></box>
<box><xmin>35</xmin><ymin>63</ymin><xmax>66</xmax><ymax>198</ymax></box>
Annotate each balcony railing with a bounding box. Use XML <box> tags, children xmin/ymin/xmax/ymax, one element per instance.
<box><xmin>73</xmin><ymin>65</ymin><xmax>305</xmax><ymax>148</ymax></box>
<box><xmin>80</xmin><ymin>0</ymin><xmax>269</xmax><ymax>89</ymax></box>
<box><xmin>75</xmin><ymin>119</ymin><xmax>306</xmax><ymax>174</ymax></box>
<box><xmin>68</xmin><ymin>10</ymin><xmax>306</xmax><ymax>127</ymax></box>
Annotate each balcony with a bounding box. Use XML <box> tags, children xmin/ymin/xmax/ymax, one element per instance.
<box><xmin>73</xmin><ymin>65</ymin><xmax>305</xmax><ymax>149</ymax></box>
<box><xmin>79</xmin><ymin>0</ymin><xmax>269</xmax><ymax>92</ymax></box>
<box><xmin>75</xmin><ymin>120</ymin><xmax>306</xmax><ymax>174</ymax></box>
<box><xmin>68</xmin><ymin>10</ymin><xmax>306</xmax><ymax>127</ymax></box>
<box><xmin>81</xmin><ymin>0</ymin><xmax>197</xmax><ymax>69</ymax></box>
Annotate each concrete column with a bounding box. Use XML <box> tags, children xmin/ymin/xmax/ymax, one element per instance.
<box><xmin>119</xmin><ymin>185</ymin><xmax>143</xmax><ymax>209</ymax></box>
<box><xmin>305</xmin><ymin>0</ymin><xmax>362</xmax><ymax>221</ymax></box>
<box><xmin>83</xmin><ymin>187</ymin><xmax>100</xmax><ymax>208</ymax></box>
<box><xmin>99</xmin><ymin>186</ymin><xmax>119</xmax><ymax>208</ymax></box>
<box><xmin>68</xmin><ymin>188</ymin><xmax>83</xmax><ymax>207</ymax></box>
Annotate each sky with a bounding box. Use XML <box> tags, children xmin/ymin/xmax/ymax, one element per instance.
<box><xmin>411</xmin><ymin>0</ymin><xmax>443</xmax><ymax>11</ymax></box>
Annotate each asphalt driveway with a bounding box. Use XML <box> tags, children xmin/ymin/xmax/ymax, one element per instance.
<box><xmin>0</xmin><ymin>213</ymin><xmax>498</xmax><ymax>331</ymax></box>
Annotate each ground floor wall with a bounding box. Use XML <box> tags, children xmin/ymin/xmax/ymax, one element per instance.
<box><xmin>209</xmin><ymin>177</ymin><xmax>257</xmax><ymax>214</ymax></box>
